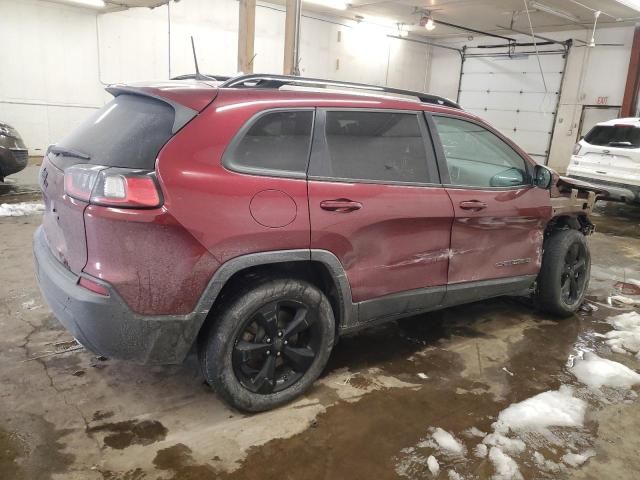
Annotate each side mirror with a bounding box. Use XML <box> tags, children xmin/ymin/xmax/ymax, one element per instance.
<box><xmin>533</xmin><ymin>164</ymin><xmax>554</xmax><ymax>190</ymax></box>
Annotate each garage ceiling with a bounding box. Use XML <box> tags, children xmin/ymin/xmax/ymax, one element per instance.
<box><xmin>297</xmin><ymin>0</ymin><xmax>640</xmax><ymax>37</ymax></box>
<box><xmin>58</xmin><ymin>0</ymin><xmax>640</xmax><ymax>38</ymax></box>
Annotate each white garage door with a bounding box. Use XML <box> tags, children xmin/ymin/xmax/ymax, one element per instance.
<box><xmin>458</xmin><ymin>52</ymin><xmax>566</xmax><ymax>164</ymax></box>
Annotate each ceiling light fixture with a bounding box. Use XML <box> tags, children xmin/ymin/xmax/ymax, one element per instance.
<box><xmin>61</xmin><ymin>0</ymin><xmax>105</xmax><ymax>7</ymax></box>
<box><xmin>614</xmin><ymin>0</ymin><xmax>640</xmax><ymax>12</ymax></box>
<box><xmin>528</xmin><ymin>1</ymin><xmax>581</xmax><ymax>23</ymax></box>
<box><xmin>420</xmin><ymin>14</ymin><xmax>436</xmax><ymax>31</ymax></box>
<box><xmin>303</xmin><ymin>0</ymin><xmax>348</xmax><ymax>11</ymax></box>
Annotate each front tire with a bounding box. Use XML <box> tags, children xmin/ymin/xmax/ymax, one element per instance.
<box><xmin>199</xmin><ymin>278</ymin><xmax>335</xmax><ymax>412</ymax></box>
<box><xmin>536</xmin><ymin>229</ymin><xmax>591</xmax><ymax>316</ymax></box>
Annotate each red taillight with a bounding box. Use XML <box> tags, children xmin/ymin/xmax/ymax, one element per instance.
<box><xmin>79</xmin><ymin>277</ymin><xmax>109</xmax><ymax>296</ymax></box>
<box><xmin>64</xmin><ymin>164</ymin><xmax>162</xmax><ymax>208</ymax></box>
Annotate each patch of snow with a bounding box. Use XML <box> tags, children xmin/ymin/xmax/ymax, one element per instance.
<box><xmin>533</xmin><ymin>451</ymin><xmax>562</xmax><ymax>473</ymax></box>
<box><xmin>562</xmin><ymin>450</ymin><xmax>595</xmax><ymax>467</ymax></box>
<box><xmin>21</xmin><ymin>299</ymin><xmax>40</xmax><ymax>310</ymax></box>
<box><xmin>395</xmin><ymin>452</ymin><xmax>430</xmax><ymax>479</ymax></box>
<box><xmin>0</xmin><ymin>202</ymin><xmax>44</xmax><ymax>217</ymax></box>
<box><xmin>448</xmin><ymin>470</ymin><xmax>463</xmax><ymax>480</ymax></box>
<box><xmin>427</xmin><ymin>455</ymin><xmax>440</xmax><ymax>476</ymax></box>
<box><xmin>605</xmin><ymin>312</ymin><xmax>640</xmax><ymax>357</ymax></box>
<box><xmin>432</xmin><ymin>428</ymin><xmax>466</xmax><ymax>455</ymax></box>
<box><xmin>488</xmin><ymin>447</ymin><xmax>523</xmax><ymax>480</ymax></box>
<box><xmin>483</xmin><ymin>432</ymin><xmax>526</xmax><ymax>454</ymax></box>
<box><xmin>493</xmin><ymin>386</ymin><xmax>586</xmax><ymax>433</ymax></box>
<box><xmin>466</xmin><ymin>426</ymin><xmax>486</xmax><ymax>438</ymax></box>
<box><xmin>474</xmin><ymin>443</ymin><xmax>488</xmax><ymax>458</ymax></box>
<box><xmin>571</xmin><ymin>352</ymin><xmax>640</xmax><ymax>389</ymax></box>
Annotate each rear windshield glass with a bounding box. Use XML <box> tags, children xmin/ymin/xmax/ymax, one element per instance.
<box><xmin>52</xmin><ymin>94</ymin><xmax>175</xmax><ymax>170</ymax></box>
<box><xmin>584</xmin><ymin>125</ymin><xmax>640</xmax><ymax>148</ymax></box>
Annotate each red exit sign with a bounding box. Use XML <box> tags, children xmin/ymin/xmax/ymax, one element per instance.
<box><xmin>596</xmin><ymin>96</ymin><xmax>609</xmax><ymax>105</ymax></box>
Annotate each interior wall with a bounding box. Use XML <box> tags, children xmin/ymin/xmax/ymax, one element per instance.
<box><xmin>0</xmin><ymin>0</ymin><xmax>432</xmax><ymax>153</ymax></box>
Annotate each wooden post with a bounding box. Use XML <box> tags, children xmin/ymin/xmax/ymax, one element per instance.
<box><xmin>283</xmin><ymin>0</ymin><xmax>302</xmax><ymax>75</ymax></box>
<box><xmin>621</xmin><ymin>25</ymin><xmax>640</xmax><ymax>117</ymax></box>
<box><xmin>237</xmin><ymin>0</ymin><xmax>256</xmax><ymax>73</ymax></box>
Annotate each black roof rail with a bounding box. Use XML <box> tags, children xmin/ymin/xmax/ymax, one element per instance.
<box><xmin>220</xmin><ymin>74</ymin><xmax>461</xmax><ymax>109</ymax></box>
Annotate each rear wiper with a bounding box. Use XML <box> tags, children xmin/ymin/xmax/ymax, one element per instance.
<box><xmin>608</xmin><ymin>141</ymin><xmax>633</xmax><ymax>148</ymax></box>
<box><xmin>48</xmin><ymin>145</ymin><xmax>90</xmax><ymax>160</ymax></box>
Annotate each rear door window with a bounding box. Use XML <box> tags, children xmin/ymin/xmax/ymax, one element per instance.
<box><xmin>223</xmin><ymin>110</ymin><xmax>314</xmax><ymax>177</ymax></box>
<box><xmin>310</xmin><ymin>110</ymin><xmax>436</xmax><ymax>184</ymax></box>
<box><xmin>53</xmin><ymin>94</ymin><xmax>175</xmax><ymax>170</ymax></box>
<box><xmin>584</xmin><ymin>125</ymin><xmax>640</xmax><ymax>148</ymax></box>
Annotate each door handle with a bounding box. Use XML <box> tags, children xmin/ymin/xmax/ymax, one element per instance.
<box><xmin>320</xmin><ymin>199</ymin><xmax>363</xmax><ymax>213</ymax></box>
<box><xmin>459</xmin><ymin>200</ymin><xmax>488</xmax><ymax>211</ymax></box>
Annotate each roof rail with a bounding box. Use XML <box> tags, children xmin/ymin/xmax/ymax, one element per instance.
<box><xmin>220</xmin><ymin>74</ymin><xmax>461</xmax><ymax>109</ymax></box>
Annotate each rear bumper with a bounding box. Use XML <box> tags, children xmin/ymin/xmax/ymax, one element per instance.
<box><xmin>566</xmin><ymin>175</ymin><xmax>640</xmax><ymax>202</ymax></box>
<box><xmin>0</xmin><ymin>147</ymin><xmax>28</xmax><ymax>177</ymax></box>
<box><xmin>33</xmin><ymin>226</ymin><xmax>201</xmax><ymax>364</ymax></box>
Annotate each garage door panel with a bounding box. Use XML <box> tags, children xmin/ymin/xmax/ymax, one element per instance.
<box><xmin>459</xmin><ymin>52</ymin><xmax>566</xmax><ymax>163</ymax></box>
<box><xmin>460</xmin><ymin>72</ymin><xmax>559</xmax><ymax>92</ymax></box>
<box><xmin>459</xmin><ymin>91</ymin><xmax>522</xmax><ymax>110</ymax></box>
<box><xmin>509</xmin><ymin>130</ymin><xmax>549</xmax><ymax>157</ymax></box>
<box><xmin>517</xmin><ymin>92</ymin><xmax>558</xmax><ymax>112</ymax></box>
<box><xmin>514</xmin><ymin>111</ymin><xmax>554</xmax><ymax>131</ymax></box>
<box><xmin>463</xmin><ymin>55</ymin><xmax>564</xmax><ymax>75</ymax></box>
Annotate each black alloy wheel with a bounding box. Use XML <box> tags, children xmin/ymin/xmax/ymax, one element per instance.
<box><xmin>232</xmin><ymin>300</ymin><xmax>321</xmax><ymax>395</ymax></box>
<box><xmin>536</xmin><ymin>228</ymin><xmax>591</xmax><ymax>316</ymax></box>
<box><xmin>199</xmin><ymin>278</ymin><xmax>335</xmax><ymax>412</ymax></box>
<box><xmin>560</xmin><ymin>242</ymin><xmax>588</xmax><ymax>305</ymax></box>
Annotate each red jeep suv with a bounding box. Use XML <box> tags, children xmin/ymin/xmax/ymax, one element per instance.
<box><xmin>34</xmin><ymin>74</ymin><xmax>596</xmax><ymax>412</ymax></box>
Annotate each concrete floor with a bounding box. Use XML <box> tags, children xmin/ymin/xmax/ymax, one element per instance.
<box><xmin>2</xmin><ymin>166</ymin><xmax>640</xmax><ymax>479</ymax></box>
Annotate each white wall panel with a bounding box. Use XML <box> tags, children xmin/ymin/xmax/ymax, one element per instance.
<box><xmin>0</xmin><ymin>0</ymin><xmax>437</xmax><ymax>152</ymax></box>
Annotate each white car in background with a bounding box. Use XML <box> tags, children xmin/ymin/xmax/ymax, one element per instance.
<box><xmin>567</xmin><ymin>117</ymin><xmax>640</xmax><ymax>204</ymax></box>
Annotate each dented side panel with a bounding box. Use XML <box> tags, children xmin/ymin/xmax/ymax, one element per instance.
<box><xmin>446</xmin><ymin>186</ymin><xmax>553</xmax><ymax>284</ymax></box>
<box><xmin>308</xmin><ymin>181</ymin><xmax>454</xmax><ymax>303</ymax></box>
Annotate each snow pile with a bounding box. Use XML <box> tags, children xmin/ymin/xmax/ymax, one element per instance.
<box><xmin>0</xmin><ymin>202</ymin><xmax>44</xmax><ymax>217</ymax></box>
<box><xmin>448</xmin><ymin>470</ymin><xmax>462</xmax><ymax>480</ymax></box>
<box><xmin>493</xmin><ymin>386</ymin><xmax>586</xmax><ymax>433</ymax></box>
<box><xmin>571</xmin><ymin>352</ymin><xmax>640</xmax><ymax>389</ymax></box>
<box><xmin>533</xmin><ymin>451</ymin><xmax>562</xmax><ymax>473</ymax></box>
<box><xmin>482</xmin><ymin>432</ymin><xmax>525</xmax><ymax>455</ymax></box>
<box><xmin>427</xmin><ymin>455</ymin><xmax>440</xmax><ymax>476</ymax></box>
<box><xmin>605</xmin><ymin>312</ymin><xmax>640</xmax><ymax>357</ymax></box>
<box><xmin>431</xmin><ymin>428</ymin><xmax>466</xmax><ymax>455</ymax></box>
<box><xmin>474</xmin><ymin>443</ymin><xmax>488</xmax><ymax>458</ymax></box>
<box><xmin>488</xmin><ymin>446</ymin><xmax>523</xmax><ymax>480</ymax></box>
<box><xmin>562</xmin><ymin>450</ymin><xmax>595</xmax><ymax>467</ymax></box>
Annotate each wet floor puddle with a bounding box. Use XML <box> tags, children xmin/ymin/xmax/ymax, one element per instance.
<box><xmin>189</xmin><ymin>300</ymin><xmax>638</xmax><ymax>480</ymax></box>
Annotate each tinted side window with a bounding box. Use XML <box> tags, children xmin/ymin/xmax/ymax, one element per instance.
<box><xmin>433</xmin><ymin>116</ymin><xmax>527</xmax><ymax>188</ymax></box>
<box><xmin>321</xmin><ymin>111</ymin><xmax>432</xmax><ymax>183</ymax></box>
<box><xmin>225</xmin><ymin>110</ymin><xmax>313</xmax><ymax>176</ymax></box>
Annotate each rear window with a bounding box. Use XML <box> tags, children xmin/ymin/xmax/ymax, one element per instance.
<box><xmin>53</xmin><ymin>94</ymin><xmax>175</xmax><ymax>170</ymax></box>
<box><xmin>223</xmin><ymin>110</ymin><xmax>314</xmax><ymax>177</ymax></box>
<box><xmin>584</xmin><ymin>125</ymin><xmax>640</xmax><ymax>148</ymax></box>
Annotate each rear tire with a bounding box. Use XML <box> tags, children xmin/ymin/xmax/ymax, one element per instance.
<box><xmin>199</xmin><ymin>278</ymin><xmax>335</xmax><ymax>412</ymax></box>
<box><xmin>536</xmin><ymin>229</ymin><xmax>591</xmax><ymax>317</ymax></box>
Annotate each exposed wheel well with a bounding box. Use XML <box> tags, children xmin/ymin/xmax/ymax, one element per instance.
<box><xmin>545</xmin><ymin>214</ymin><xmax>594</xmax><ymax>237</ymax></box>
<box><xmin>205</xmin><ymin>261</ymin><xmax>344</xmax><ymax>334</ymax></box>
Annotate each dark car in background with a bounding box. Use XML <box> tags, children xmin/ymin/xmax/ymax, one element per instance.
<box><xmin>0</xmin><ymin>121</ymin><xmax>28</xmax><ymax>182</ymax></box>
